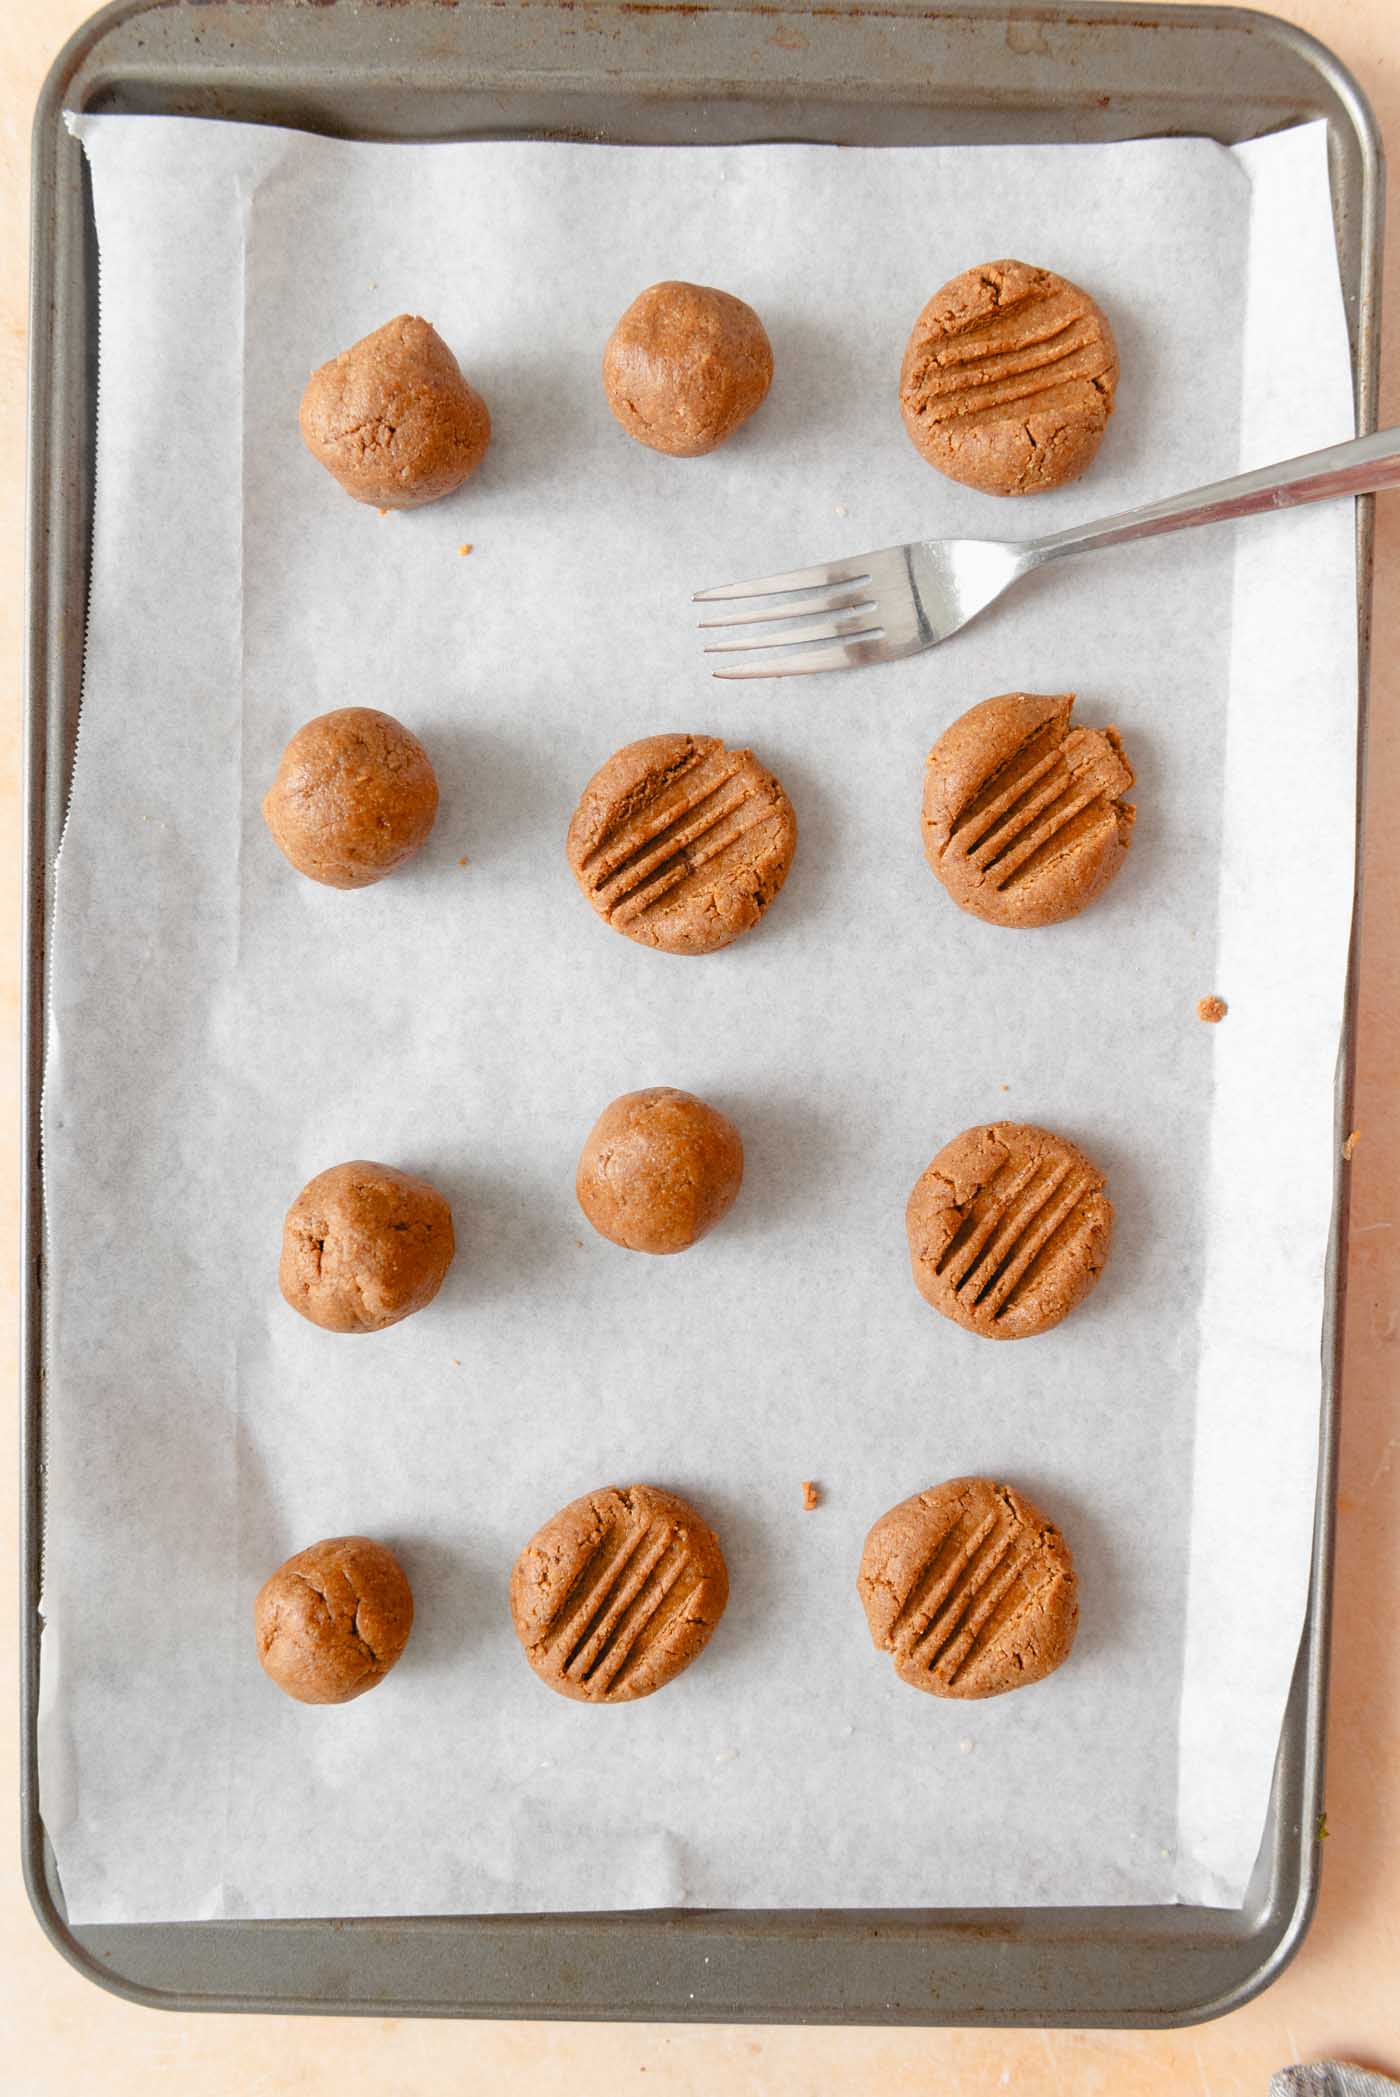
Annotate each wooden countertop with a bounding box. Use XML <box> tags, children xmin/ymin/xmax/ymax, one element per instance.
<box><xmin>2</xmin><ymin>1</ymin><xmax>1395</xmax><ymax>2087</ymax></box>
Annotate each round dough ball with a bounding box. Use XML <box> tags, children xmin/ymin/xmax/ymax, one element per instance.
<box><xmin>603</xmin><ymin>281</ymin><xmax>773</xmax><ymax>457</ymax></box>
<box><xmin>255</xmin><ymin>1535</ymin><xmax>414</xmax><ymax>1704</ymax></box>
<box><xmin>577</xmin><ymin>1087</ymin><xmax>743</xmax><ymax>1255</ymax></box>
<box><xmin>299</xmin><ymin>313</ymin><xmax>491</xmax><ymax>509</ymax></box>
<box><xmin>906</xmin><ymin>1121</ymin><xmax>1112</xmax><ymax>1340</ymax></box>
<box><xmin>280</xmin><ymin>1160</ymin><xmax>455</xmax><ymax>1334</ymax></box>
<box><xmin>921</xmin><ymin>691</ymin><xmax>1135</xmax><ymax>928</ymax></box>
<box><xmin>899</xmin><ymin>259</ymin><xmax>1118</xmax><ymax>495</ymax></box>
<box><xmin>566</xmin><ymin>733</ymin><xmax>797</xmax><ymax>956</ymax></box>
<box><xmin>857</xmin><ymin>1478</ymin><xmax>1078</xmax><ymax>1698</ymax></box>
<box><xmin>262</xmin><ymin>707</ymin><xmax>438</xmax><ymax>890</ymax></box>
<box><xmin>510</xmin><ymin>1484</ymin><xmax>729</xmax><ymax>1702</ymax></box>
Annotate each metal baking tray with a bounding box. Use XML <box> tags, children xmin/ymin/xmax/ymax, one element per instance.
<box><xmin>23</xmin><ymin>0</ymin><xmax>1381</xmax><ymax>2025</ymax></box>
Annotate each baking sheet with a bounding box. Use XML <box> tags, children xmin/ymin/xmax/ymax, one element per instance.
<box><xmin>39</xmin><ymin>114</ymin><xmax>1356</xmax><ymax>1923</ymax></box>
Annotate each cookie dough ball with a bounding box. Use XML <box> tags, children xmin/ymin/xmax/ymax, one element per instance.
<box><xmin>858</xmin><ymin>1478</ymin><xmax>1078</xmax><ymax>1698</ymax></box>
<box><xmin>299</xmin><ymin>314</ymin><xmax>491</xmax><ymax>508</ymax></box>
<box><xmin>280</xmin><ymin>1160</ymin><xmax>455</xmax><ymax>1334</ymax></box>
<box><xmin>906</xmin><ymin>1121</ymin><xmax>1112</xmax><ymax>1339</ymax></box>
<box><xmin>577</xmin><ymin>1087</ymin><xmax>743</xmax><ymax>1255</ymax></box>
<box><xmin>567</xmin><ymin>732</ymin><xmax>797</xmax><ymax>955</ymax></box>
<box><xmin>900</xmin><ymin>260</ymin><xmax>1118</xmax><ymax>495</ymax></box>
<box><xmin>263</xmin><ymin>707</ymin><xmax>439</xmax><ymax>890</ymax></box>
<box><xmin>511</xmin><ymin>1484</ymin><xmax>729</xmax><ymax>1702</ymax></box>
<box><xmin>922</xmin><ymin>691</ymin><xmax>1135</xmax><ymax>928</ymax></box>
<box><xmin>255</xmin><ymin>1535</ymin><xmax>414</xmax><ymax>1704</ymax></box>
<box><xmin>603</xmin><ymin>281</ymin><xmax>773</xmax><ymax>457</ymax></box>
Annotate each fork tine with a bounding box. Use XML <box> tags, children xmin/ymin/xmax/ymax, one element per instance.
<box><xmin>697</xmin><ymin>588</ymin><xmax>877</xmax><ymax>630</ymax></box>
<box><xmin>711</xmin><ymin>639</ymin><xmax>891</xmax><ymax>681</ymax></box>
<box><xmin>703</xmin><ymin>611</ymin><xmax>883</xmax><ymax>655</ymax></box>
<box><xmin>693</xmin><ymin>555</ymin><xmax>875</xmax><ymax>604</ymax></box>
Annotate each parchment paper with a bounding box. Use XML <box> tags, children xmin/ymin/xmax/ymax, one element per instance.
<box><xmin>40</xmin><ymin>114</ymin><xmax>1356</xmax><ymax>1922</ymax></box>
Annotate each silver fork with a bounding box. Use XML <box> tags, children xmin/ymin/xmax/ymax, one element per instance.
<box><xmin>695</xmin><ymin>428</ymin><xmax>1400</xmax><ymax>679</ymax></box>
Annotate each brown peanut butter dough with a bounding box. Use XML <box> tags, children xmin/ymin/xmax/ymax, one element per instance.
<box><xmin>280</xmin><ymin>1160</ymin><xmax>455</xmax><ymax>1334</ymax></box>
<box><xmin>576</xmin><ymin>1087</ymin><xmax>743</xmax><ymax>1255</ymax></box>
<box><xmin>922</xmin><ymin>691</ymin><xmax>1135</xmax><ymax>928</ymax></box>
<box><xmin>255</xmin><ymin>1535</ymin><xmax>414</xmax><ymax>1704</ymax></box>
<box><xmin>906</xmin><ymin>1121</ymin><xmax>1112</xmax><ymax>1339</ymax></box>
<box><xmin>567</xmin><ymin>732</ymin><xmax>796</xmax><ymax>956</ymax></box>
<box><xmin>858</xmin><ymin>1477</ymin><xmax>1078</xmax><ymax>1698</ymax></box>
<box><xmin>510</xmin><ymin>1484</ymin><xmax>729</xmax><ymax>1703</ymax></box>
<box><xmin>900</xmin><ymin>260</ymin><xmax>1118</xmax><ymax>495</ymax></box>
<box><xmin>299</xmin><ymin>314</ymin><xmax>491</xmax><ymax>508</ymax></box>
<box><xmin>263</xmin><ymin>707</ymin><xmax>439</xmax><ymax>890</ymax></box>
<box><xmin>1198</xmin><ymin>995</ymin><xmax>1228</xmax><ymax>1024</ymax></box>
<box><xmin>603</xmin><ymin>281</ymin><xmax>773</xmax><ymax>457</ymax></box>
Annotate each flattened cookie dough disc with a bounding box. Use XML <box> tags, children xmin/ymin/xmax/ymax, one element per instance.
<box><xmin>906</xmin><ymin>1121</ymin><xmax>1112</xmax><ymax>1339</ymax></box>
<box><xmin>510</xmin><ymin>1484</ymin><xmax>729</xmax><ymax>1703</ymax></box>
<box><xmin>577</xmin><ymin>1088</ymin><xmax>743</xmax><ymax>1254</ymax></box>
<box><xmin>263</xmin><ymin>707</ymin><xmax>439</xmax><ymax>890</ymax></box>
<box><xmin>922</xmin><ymin>691</ymin><xmax>1135</xmax><ymax>928</ymax></box>
<box><xmin>280</xmin><ymin>1160</ymin><xmax>455</xmax><ymax>1334</ymax></box>
<box><xmin>567</xmin><ymin>733</ymin><xmax>797</xmax><ymax>955</ymax></box>
<box><xmin>255</xmin><ymin>1535</ymin><xmax>414</xmax><ymax>1704</ymax></box>
<box><xmin>299</xmin><ymin>313</ymin><xmax>491</xmax><ymax>509</ymax></box>
<box><xmin>900</xmin><ymin>259</ymin><xmax>1118</xmax><ymax>495</ymax></box>
<box><xmin>603</xmin><ymin>281</ymin><xmax>773</xmax><ymax>457</ymax></box>
<box><xmin>858</xmin><ymin>1477</ymin><xmax>1078</xmax><ymax>1698</ymax></box>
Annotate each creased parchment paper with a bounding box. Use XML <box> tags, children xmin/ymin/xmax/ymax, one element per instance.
<box><xmin>40</xmin><ymin>115</ymin><xmax>1355</xmax><ymax>1921</ymax></box>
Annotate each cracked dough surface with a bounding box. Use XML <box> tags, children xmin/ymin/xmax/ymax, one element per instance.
<box><xmin>279</xmin><ymin>1160</ymin><xmax>455</xmax><ymax>1335</ymax></box>
<box><xmin>921</xmin><ymin>690</ymin><xmax>1136</xmax><ymax>928</ymax></box>
<box><xmin>566</xmin><ymin>732</ymin><xmax>797</xmax><ymax>955</ymax></box>
<box><xmin>510</xmin><ymin>1484</ymin><xmax>729</xmax><ymax>1703</ymax></box>
<box><xmin>255</xmin><ymin>1535</ymin><xmax>414</xmax><ymax>1705</ymax></box>
<box><xmin>299</xmin><ymin>313</ymin><xmax>491</xmax><ymax>508</ymax></box>
<box><xmin>262</xmin><ymin>706</ymin><xmax>439</xmax><ymax>890</ymax></box>
<box><xmin>899</xmin><ymin>258</ymin><xmax>1118</xmax><ymax>495</ymax></box>
<box><xmin>576</xmin><ymin>1087</ymin><xmax>744</xmax><ymax>1254</ymax></box>
<box><xmin>906</xmin><ymin>1120</ymin><xmax>1112</xmax><ymax>1339</ymax></box>
<box><xmin>858</xmin><ymin>1476</ymin><xmax>1078</xmax><ymax>1699</ymax></box>
<box><xmin>602</xmin><ymin>280</ymin><xmax>773</xmax><ymax>457</ymax></box>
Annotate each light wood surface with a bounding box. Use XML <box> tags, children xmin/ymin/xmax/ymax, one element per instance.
<box><xmin>3</xmin><ymin>2</ymin><xmax>1396</xmax><ymax>2088</ymax></box>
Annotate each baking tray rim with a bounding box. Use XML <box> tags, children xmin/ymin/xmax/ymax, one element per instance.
<box><xmin>20</xmin><ymin>0</ymin><xmax>1383</xmax><ymax>2028</ymax></box>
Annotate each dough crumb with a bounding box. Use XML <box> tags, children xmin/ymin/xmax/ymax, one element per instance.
<box><xmin>458</xmin><ymin>855</ymin><xmax>470</xmax><ymax>867</ymax></box>
<box><xmin>1198</xmin><ymin>995</ymin><xmax>1228</xmax><ymax>1023</ymax></box>
<box><xmin>452</xmin><ymin>1358</ymin><xmax>461</xmax><ymax>1367</ymax></box>
<box><xmin>458</xmin><ymin>543</ymin><xmax>473</xmax><ymax>556</ymax></box>
<box><xmin>802</xmin><ymin>1479</ymin><xmax>820</xmax><ymax>1511</ymax></box>
<box><xmin>834</xmin><ymin>502</ymin><xmax>848</xmax><ymax>517</ymax></box>
<box><xmin>1343</xmin><ymin>1129</ymin><xmax>1361</xmax><ymax>1161</ymax></box>
<box><xmin>1000</xmin><ymin>1082</ymin><xmax>1009</xmax><ymax>1092</ymax></box>
<box><xmin>377</xmin><ymin>508</ymin><xmax>391</xmax><ymax>520</ymax></box>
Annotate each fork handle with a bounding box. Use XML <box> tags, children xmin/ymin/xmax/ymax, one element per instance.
<box><xmin>1028</xmin><ymin>427</ymin><xmax>1400</xmax><ymax>563</ymax></box>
